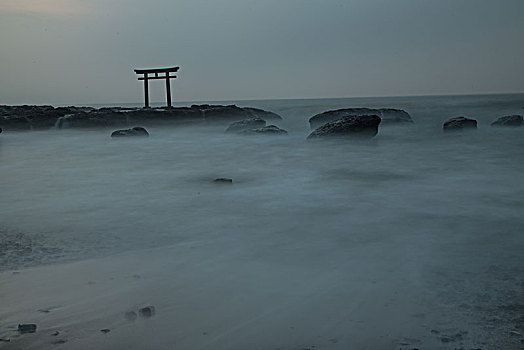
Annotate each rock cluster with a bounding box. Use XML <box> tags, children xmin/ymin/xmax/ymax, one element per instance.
<box><xmin>226</xmin><ymin>118</ymin><xmax>288</xmax><ymax>135</ymax></box>
<box><xmin>309</xmin><ymin>107</ymin><xmax>412</xmax><ymax>129</ymax></box>
<box><xmin>111</xmin><ymin>126</ymin><xmax>149</xmax><ymax>137</ymax></box>
<box><xmin>240</xmin><ymin>125</ymin><xmax>288</xmax><ymax>135</ymax></box>
<box><xmin>443</xmin><ymin>116</ymin><xmax>477</xmax><ymax>131</ymax></box>
<box><xmin>307</xmin><ymin>115</ymin><xmax>381</xmax><ymax>139</ymax></box>
<box><xmin>491</xmin><ymin>115</ymin><xmax>523</xmax><ymax>127</ymax></box>
<box><xmin>0</xmin><ymin>105</ymin><xmax>282</xmax><ymax>131</ymax></box>
<box><xmin>225</xmin><ymin>118</ymin><xmax>266</xmax><ymax>133</ymax></box>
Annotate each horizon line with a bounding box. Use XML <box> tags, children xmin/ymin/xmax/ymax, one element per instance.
<box><xmin>3</xmin><ymin>90</ymin><xmax>523</xmax><ymax>107</ymax></box>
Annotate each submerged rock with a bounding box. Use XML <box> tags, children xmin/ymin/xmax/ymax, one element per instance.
<box><xmin>491</xmin><ymin>115</ymin><xmax>523</xmax><ymax>127</ymax></box>
<box><xmin>110</xmin><ymin>127</ymin><xmax>149</xmax><ymax>137</ymax></box>
<box><xmin>226</xmin><ymin>118</ymin><xmax>266</xmax><ymax>133</ymax></box>
<box><xmin>243</xmin><ymin>107</ymin><xmax>282</xmax><ymax>120</ymax></box>
<box><xmin>309</xmin><ymin>107</ymin><xmax>412</xmax><ymax>129</ymax></box>
<box><xmin>18</xmin><ymin>324</ymin><xmax>37</xmax><ymax>334</ymax></box>
<box><xmin>443</xmin><ymin>116</ymin><xmax>477</xmax><ymax>131</ymax></box>
<box><xmin>307</xmin><ymin>115</ymin><xmax>381</xmax><ymax>139</ymax></box>
<box><xmin>125</xmin><ymin>311</ymin><xmax>138</xmax><ymax>321</ymax></box>
<box><xmin>139</xmin><ymin>306</ymin><xmax>155</xmax><ymax>318</ymax></box>
<box><xmin>239</xmin><ymin>125</ymin><xmax>288</xmax><ymax>135</ymax></box>
<box><xmin>214</xmin><ymin>178</ymin><xmax>233</xmax><ymax>183</ymax></box>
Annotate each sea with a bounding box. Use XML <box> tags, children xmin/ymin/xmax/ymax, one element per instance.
<box><xmin>1</xmin><ymin>93</ymin><xmax>523</xmax><ymax>349</ymax></box>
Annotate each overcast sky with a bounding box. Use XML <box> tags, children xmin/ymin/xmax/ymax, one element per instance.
<box><xmin>1</xmin><ymin>0</ymin><xmax>523</xmax><ymax>105</ymax></box>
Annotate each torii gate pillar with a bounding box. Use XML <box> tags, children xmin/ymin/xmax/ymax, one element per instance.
<box><xmin>134</xmin><ymin>66</ymin><xmax>180</xmax><ymax>108</ymax></box>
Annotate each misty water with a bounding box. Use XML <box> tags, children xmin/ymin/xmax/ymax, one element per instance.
<box><xmin>1</xmin><ymin>94</ymin><xmax>523</xmax><ymax>349</ymax></box>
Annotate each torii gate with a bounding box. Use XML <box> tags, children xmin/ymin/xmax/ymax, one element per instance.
<box><xmin>134</xmin><ymin>66</ymin><xmax>179</xmax><ymax>108</ymax></box>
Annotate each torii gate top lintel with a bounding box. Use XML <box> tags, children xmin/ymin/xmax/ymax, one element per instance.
<box><xmin>134</xmin><ymin>66</ymin><xmax>179</xmax><ymax>74</ymax></box>
<box><xmin>134</xmin><ymin>66</ymin><xmax>179</xmax><ymax>108</ymax></box>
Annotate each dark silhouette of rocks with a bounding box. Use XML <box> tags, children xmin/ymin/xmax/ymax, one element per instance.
<box><xmin>239</xmin><ymin>125</ymin><xmax>288</xmax><ymax>135</ymax></box>
<box><xmin>0</xmin><ymin>105</ymin><xmax>282</xmax><ymax>131</ymax></box>
<box><xmin>443</xmin><ymin>116</ymin><xmax>477</xmax><ymax>131</ymax></box>
<box><xmin>111</xmin><ymin>126</ymin><xmax>149</xmax><ymax>137</ymax></box>
<box><xmin>309</xmin><ymin>107</ymin><xmax>412</xmax><ymax>129</ymax></box>
<box><xmin>226</xmin><ymin>118</ymin><xmax>266</xmax><ymax>133</ymax></box>
<box><xmin>18</xmin><ymin>324</ymin><xmax>37</xmax><ymax>334</ymax></box>
<box><xmin>307</xmin><ymin>115</ymin><xmax>381</xmax><ymax>139</ymax></box>
<box><xmin>138</xmin><ymin>306</ymin><xmax>155</xmax><ymax>318</ymax></box>
<box><xmin>491</xmin><ymin>115</ymin><xmax>523</xmax><ymax>127</ymax></box>
<box><xmin>243</xmin><ymin>107</ymin><xmax>282</xmax><ymax>120</ymax></box>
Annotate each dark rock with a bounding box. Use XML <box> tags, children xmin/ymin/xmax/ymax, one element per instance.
<box><xmin>0</xmin><ymin>338</ymin><xmax>10</xmax><ymax>342</ymax></box>
<box><xmin>18</xmin><ymin>324</ymin><xmax>37</xmax><ymax>333</ymax></box>
<box><xmin>111</xmin><ymin>127</ymin><xmax>149</xmax><ymax>137</ymax></box>
<box><xmin>0</xmin><ymin>105</ymin><xmax>282</xmax><ymax>130</ymax></box>
<box><xmin>0</xmin><ymin>127</ymin><xmax>2</xmax><ymax>133</ymax></box>
<box><xmin>100</xmin><ymin>329</ymin><xmax>110</xmax><ymax>334</ymax></box>
<box><xmin>0</xmin><ymin>105</ymin><xmax>92</xmax><ymax>130</ymax></box>
<box><xmin>138</xmin><ymin>306</ymin><xmax>155</xmax><ymax>318</ymax></box>
<box><xmin>240</xmin><ymin>125</ymin><xmax>288</xmax><ymax>135</ymax></box>
<box><xmin>214</xmin><ymin>178</ymin><xmax>233</xmax><ymax>183</ymax></box>
<box><xmin>125</xmin><ymin>311</ymin><xmax>137</xmax><ymax>321</ymax></box>
<box><xmin>443</xmin><ymin>116</ymin><xmax>477</xmax><ymax>131</ymax></box>
<box><xmin>439</xmin><ymin>333</ymin><xmax>463</xmax><ymax>343</ymax></box>
<box><xmin>309</xmin><ymin>108</ymin><xmax>412</xmax><ymax>129</ymax></box>
<box><xmin>491</xmin><ymin>115</ymin><xmax>523</xmax><ymax>127</ymax></box>
<box><xmin>307</xmin><ymin>115</ymin><xmax>381</xmax><ymax>139</ymax></box>
<box><xmin>191</xmin><ymin>104</ymin><xmax>254</xmax><ymax>121</ymax></box>
<box><xmin>226</xmin><ymin>118</ymin><xmax>266</xmax><ymax>133</ymax></box>
<box><xmin>243</xmin><ymin>107</ymin><xmax>282</xmax><ymax>120</ymax></box>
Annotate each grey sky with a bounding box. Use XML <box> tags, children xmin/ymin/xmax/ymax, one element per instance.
<box><xmin>1</xmin><ymin>0</ymin><xmax>523</xmax><ymax>105</ymax></box>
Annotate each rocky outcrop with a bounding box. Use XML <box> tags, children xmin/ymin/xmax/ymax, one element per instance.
<box><xmin>309</xmin><ymin>107</ymin><xmax>412</xmax><ymax>129</ymax></box>
<box><xmin>443</xmin><ymin>116</ymin><xmax>477</xmax><ymax>131</ymax></box>
<box><xmin>491</xmin><ymin>115</ymin><xmax>523</xmax><ymax>127</ymax></box>
<box><xmin>307</xmin><ymin>115</ymin><xmax>381</xmax><ymax>139</ymax></box>
<box><xmin>226</xmin><ymin>118</ymin><xmax>266</xmax><ymax>133</ymax></box>
<box><xmin>0</xmin><ymin>105</ymin><xmax>283</xmax><ymax>131</ymax></box>
<box><xmin>239</xmin><ymin>125</ymin><xmax>288</xmax><ymax>135</ymax></box>
<box><xmin>243</xmin><ymin>107</ymin><xmax>282</xmax><ymax>120</ymax></box>
<box><xmin>110</xmin><ymin>126</ymin><xmax>149</xmax><ymax>137</ymax></box>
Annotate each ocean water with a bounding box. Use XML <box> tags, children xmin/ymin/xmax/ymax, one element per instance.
<box><xmin>1</xmin><ymin>93</ymin><xmax>524</xmax><ymax>348</ymax></box>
